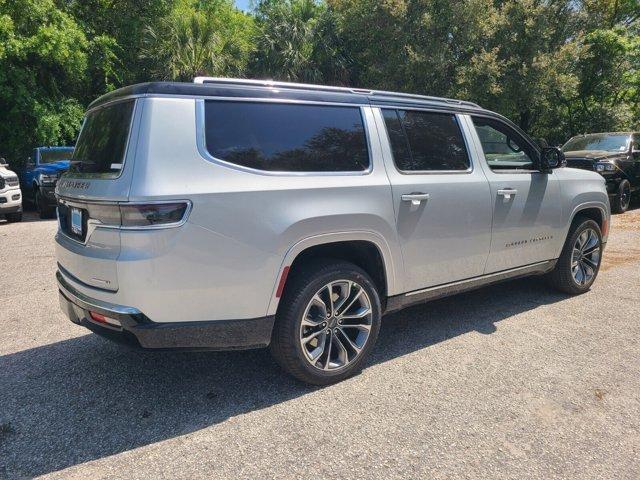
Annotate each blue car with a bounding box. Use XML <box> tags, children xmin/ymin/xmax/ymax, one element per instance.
<box><xmin>22</xmin><ymin>146</ymin><xmax>74</xmax><ymax>218</ymax></box>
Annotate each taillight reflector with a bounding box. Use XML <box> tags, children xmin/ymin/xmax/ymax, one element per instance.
<box><xmin>89</xmin><ymin>311</ymin><xmax>121</xmax><ymax>327</ymax></box>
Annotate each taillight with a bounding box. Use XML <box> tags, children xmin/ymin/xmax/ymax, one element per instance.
<box><xmin>120</xmin><ymin>202</ymin><xmax>189</xmax><ymax>228</ymax></box>
<box><xmin>84</xmin><ymin>201</ymin><xmax>190</xmax><ymax>229</ymax></box>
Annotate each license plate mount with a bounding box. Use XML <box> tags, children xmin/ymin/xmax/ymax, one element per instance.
<box><xmin>70</xmin><ymin>207</ymin><xmax>83</xmax><ymax>236</ymax></box>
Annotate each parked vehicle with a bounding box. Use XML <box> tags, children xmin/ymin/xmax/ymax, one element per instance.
<box><xmin>562</xmin><ymin>132</ymin><xmax>640</xmax><ymax>213</ymax></box>
<box><xmin>22</xmin><ymin>146</ymin><xmax>74</xmax><ymax>218</ymax></box>
<box><xmin>0</xmin><ymin>157</ymin><xmax>22</xmax><ymax>223</ymax></box>
<box><xmin>55</xmin><ymin>78</ymin><xmax>610</xmax><ymax>384</ymax></box>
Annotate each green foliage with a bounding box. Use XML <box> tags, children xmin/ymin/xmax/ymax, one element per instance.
<box><xmin>142</xmin><ymin>0</ymin><xmax>255</xmax><ymax>80</ymax></box>
<box><xmin>250</xmin><ymin>0</ymin><xmax>351</xmax><ymax>83</ymax></box>
<box><xmin>0</xmin><ymin>0</ymin><xmax>638</xmax><ymax>168</ymax></box>
<box><xmin>0</xmin><ymin>0</ymin><xmax>88</xmax><ymax>169</ymax></box>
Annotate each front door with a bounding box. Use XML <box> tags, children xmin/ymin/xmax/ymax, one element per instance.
<box><xmin>467</xmin><ymin>116</ymin><xmax>563</xmax><ymax>274</ymax></box>
<box><xmin>375</xmin><ymin>108</ymin><xmax>492</xmax><ymax>292</ymax></box>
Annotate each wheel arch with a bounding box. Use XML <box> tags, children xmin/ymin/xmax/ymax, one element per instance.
<box><xmin>266</xmin><ymin>231</ymin><xmax>400</xmax><ymax>316</ymax></box>
<box><xmin>568</xmin><ymin>201</ymin><xmax>609</xmax><ymax>243</ymax></box>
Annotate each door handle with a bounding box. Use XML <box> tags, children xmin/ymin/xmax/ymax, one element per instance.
<box><xmin>497</xmin><ymin>189</ymin><xmax>517</xmax><ymax>200</ymax></box>
<box><xmin>401</xmin><ymin>193</ymin><xmax>430</xmax><ymax>206</ymax></box>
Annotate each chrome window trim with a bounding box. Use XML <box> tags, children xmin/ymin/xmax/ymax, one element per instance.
<box><xmin>375</xmin><ymin>107</ymin><xmax>474</xmax><ymax>175</ymax></box>
<box><xmin>194</xmin><ymin>98</ymin><xmax>373</xmax><ymax>177</ymax></box>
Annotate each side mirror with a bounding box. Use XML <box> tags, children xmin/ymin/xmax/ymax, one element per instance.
<box><xmin>540</xmin><ymin>147</ymin><xmax>565</xmax><ymax>172</ymax></box>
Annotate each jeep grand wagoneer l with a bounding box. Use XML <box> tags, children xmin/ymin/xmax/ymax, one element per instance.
<box><xmin>55</xmin><ymin>78</ymin><xmax>610</xmax><ymax>384</ymax></box>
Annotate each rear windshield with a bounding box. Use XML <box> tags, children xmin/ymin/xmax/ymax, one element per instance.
<box><xmin>204</xmin><ymin>101</ymin><xmax>370</xmax><ymax>172</ymax></box>
<box><xmin>40</xmin><ymin>149</ymin><xmax>74</xmax><ymax>164</ymax></box>
<box><xmin>68</xmin><ymin>100</ymin><xmax>135</xmax><ymax>178</ymax></box>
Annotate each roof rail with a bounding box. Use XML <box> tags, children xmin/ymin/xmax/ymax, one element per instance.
<box><xmin>193</xmin><ymin>77</ymin><xmax>480</xmax><ymax>109</ymax></box>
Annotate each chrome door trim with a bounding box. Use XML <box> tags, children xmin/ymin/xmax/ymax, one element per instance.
<box><xmin>405</xmin><ymin>260</ymin><xmax>554</xmax><ymax>297</ymax></box>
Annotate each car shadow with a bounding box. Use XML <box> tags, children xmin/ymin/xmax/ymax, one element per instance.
<box><xmin>0</xmin><ymin>211</ymin><xmax>54</xmax><ymax>225</ymax></box>
<box><xmin>0</xmin><ymin>276</ymin><xmax>568</xmax><ymax>478</ymax></box>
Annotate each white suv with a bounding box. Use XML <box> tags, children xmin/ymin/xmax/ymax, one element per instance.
<box><xmin>0</xmin><ymin>157</ymin><xmax>22</xmax><ymax>223</ymax></box>
<box><xmin>55</xmin><ymin>78</ymin><xmax>610</xmax><ymax>384</ymax></box>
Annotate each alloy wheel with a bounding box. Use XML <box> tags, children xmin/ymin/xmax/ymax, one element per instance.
<box><xmin>299</xmin><ymin>280</ymin><xmax>373</xmax><ymax>371</ymax></box>
<box><xmin>621</xmin><ymin>183</ymin><xmax>631</xmax><ymax>210</ymax></box>
<box><xmin>571</xmin><ymin>228</ymin><xmax>601</xmax><ymax>286</ymax></box>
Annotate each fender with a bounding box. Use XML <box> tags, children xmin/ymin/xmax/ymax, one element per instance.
<box><xmin>266</xmin><ymin>230</ymin><xmax>402</xmax><ymax>316</ymax></box>
<box><xmin>556</xmin><ymin>201</ymin><xmax>611</xmax><ymax>258</ymax></box>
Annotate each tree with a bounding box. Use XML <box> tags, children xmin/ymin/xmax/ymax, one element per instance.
<box><xmin>251</xmin><ymin>0</ymin><xmax>350</xmax><ymax>83</ymax></box>
<box><xmin>141</xmin><ymin>0</ymin><xmax>255</xmax><ymax>81</ymax></box>
<box><xmin>0</xmin><ymin>0</ymin><xmax>88</xmax><ymax>169</ymax></box>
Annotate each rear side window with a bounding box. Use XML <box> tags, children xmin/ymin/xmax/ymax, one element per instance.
<box><xmin>382</xmin><ymin>109</ymin><xmax>470</xmax><ymax>171</ymax></box>
<box><xmin>204</xmin><ymin>101</ymin><xmax>369</xmax><ymax>172</ymax></box>
<box><xmin>69</xmin><ymin>100</ymin><xmax>135</xmax><ymax>178</ymax></box>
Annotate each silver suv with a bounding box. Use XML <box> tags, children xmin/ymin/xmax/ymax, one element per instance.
<box><xmin>56</xmin><ymin>78</ymin><xmax>610</xmax><ymax>384</ymax></box>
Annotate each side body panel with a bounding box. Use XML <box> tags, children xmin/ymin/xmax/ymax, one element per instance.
<box><xmin>60</xmin><ymin>97</ymin><xmax>403</xmax><ymax>323</ymax></box>
<box><xmin>461</xmin><ymin>115</ymin><xmax>565</xmax><ymax>273</ymax></box>
<box><xmin>372</xmin><ymin>108</ymin><xmax>492</xmax><ymax>292</ymax></box>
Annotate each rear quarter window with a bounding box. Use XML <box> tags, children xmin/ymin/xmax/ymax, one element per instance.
<box><xmin>203</xmin><ymin>101</ymin><xmax>370</xmax><ymax>172</ymax></box>
<box><xmin>68</xmin><ymin>100</ymin><xmax>135</xmax><ymax>178</ymax></box>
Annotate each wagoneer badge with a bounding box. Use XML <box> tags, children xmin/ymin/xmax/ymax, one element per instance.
<box><xmin>59</xmin><ymin>180</ymin><xmax>90</xmax><ymax>190</ymax></box>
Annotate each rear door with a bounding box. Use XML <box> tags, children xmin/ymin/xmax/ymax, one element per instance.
<box><xmin>55</xmin><ymin>98</ymin><xmax>140</xmax><ymax>291</ymax></box>
<box><xmin>374</xmin><ymin>107</ymin><xmax>492</xmax><ymax>292</ymax></box>
<box><xmin>465</xmin><ymin>115</ymin><xmax>563</xmax><ymax>273</ymax></box>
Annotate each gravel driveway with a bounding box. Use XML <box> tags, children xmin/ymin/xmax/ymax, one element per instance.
<box><xmin>1</xmin><ymin>208</ymin><xmax>639</xmax><ymax>479</ymax></box>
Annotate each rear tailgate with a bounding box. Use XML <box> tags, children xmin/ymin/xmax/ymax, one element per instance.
<box><xmin>55</xmin><ymin>99</ymin><xmax>140</xmax><ymax>291</ymax></box>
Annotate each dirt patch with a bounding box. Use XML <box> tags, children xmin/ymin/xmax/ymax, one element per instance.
<box><xmin>601</xmin><ymin>247</ymin><xmax>640</xmax><ymax>272</ymax></box>
<box><xmin>611</xmin><ymin>209</ymin><xmax>640</xmax><ymax>231</ymax></box>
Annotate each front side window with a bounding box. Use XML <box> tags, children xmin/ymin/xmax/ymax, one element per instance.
<box><xmin>382</xmin><ymin>109</ymin><xmax>470</xmax><ymax>171</ymax></box>
<box><xmin>472</xmin><ymin>117</ymin><xmax>536</xmax><ymax>171</ymax></box>
<box><xmin>204</xmin><ymin>101</ymin><xmax>370</xmax><ymax>172</ymax></box>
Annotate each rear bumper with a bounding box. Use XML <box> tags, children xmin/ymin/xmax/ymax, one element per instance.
<box><xmin>57</xmin><ymin>270</ymin><xmax>274</xmax><ymax>350</ymax></box>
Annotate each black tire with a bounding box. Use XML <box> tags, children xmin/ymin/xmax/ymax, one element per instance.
<box><xmin>36</xmin><ymin>189</ymin><xmax>54</xmax><ymax>219</ymax></box>
<box><xmin>270</xmin><ymin>259</ymin><xmax>382</xmax><ymax>385</ymax></box>
<box><xmin>611</xmin><ymin>179</ymin><xmax>631</xmax><ymax>214</ymax></box>
<box><xmin>5</xmin><ymin>212</ymin><xmax>22</xmax><ymax>223</ymax></box>
<box><xmin>547</xmin><ymin>216</ymin><xmax>602</xmax><ymax>295</ymax></box>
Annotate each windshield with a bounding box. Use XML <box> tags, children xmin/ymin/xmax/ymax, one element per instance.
<box><xmin>562</xmin><ymin>134</ymin><xmax>630</xmax><ymax>153</ymax></box>
<box><xmin>68</xmin><ymin>100</ymin><xmax>134</xmax><ymax>178</ymax></box>
<box><xmin>40</xmin><ymin>149</ymin><xmax>74</xmax><ymax>164</ymax></box>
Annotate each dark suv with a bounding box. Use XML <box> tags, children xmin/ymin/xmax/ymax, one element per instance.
<box><xmin>562</xmin><ymin>132</ymin><xmax>640</xmax><ymax>213</ymax></box>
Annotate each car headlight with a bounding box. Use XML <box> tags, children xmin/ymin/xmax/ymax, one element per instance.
<box><xmin>595</xmin><ymin>162</ymin><xmax>616</xmax><ymax>173</ymax></box>
<box><xmin>39</xmin><ymin>173</ymin><xmax>58</xmax><ymax>185</ymax></box>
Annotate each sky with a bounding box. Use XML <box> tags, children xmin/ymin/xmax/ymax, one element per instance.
<box><xmin>235</xmin><ymin>0</ymin><xmax>252</xmax><ymax>11</ymax></box>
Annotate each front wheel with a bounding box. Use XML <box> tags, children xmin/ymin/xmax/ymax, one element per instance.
<box><xmin>612</xmin><ymin>179</ymin><xmax>631</xmax><ymax>214</ymax></box>
<box><xmin>547</xmin><ymin>217</ymin><xmax>603</xmax><ymax>295</ymax></box>
<box><xmin>36</xmin><ymin>189</ymin><xmax>54</xmax><ymax>219</ymax></box>
<box><xmin>270</xmin><ymin>259</ymin><xmax>382</xmax><ymax>385</ymax></box>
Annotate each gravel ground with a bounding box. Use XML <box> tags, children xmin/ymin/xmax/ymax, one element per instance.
<box><xmin>1</xmin><ymin>208</ymin><xmax>639</xmax><ymax>479</ymax></box>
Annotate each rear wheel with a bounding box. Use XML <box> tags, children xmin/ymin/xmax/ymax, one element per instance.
<box><xmin>547</xmin><ymin>217</ymin><xmax>602</xmax><ymax>294</ymax></box>
<box><xmin>270</xmin><ymin>259</ymin><xmax>382</xmax><ymax>385</ymax></box>
<box><xmin>612</xmin><ymin>180</ymin><xmax>631</xmax><ymax>214</ymax></box>
<box><xmin>5</xmin><ymin>212</ymin><xmax>22</xmax><ymax>223</ymax></box>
